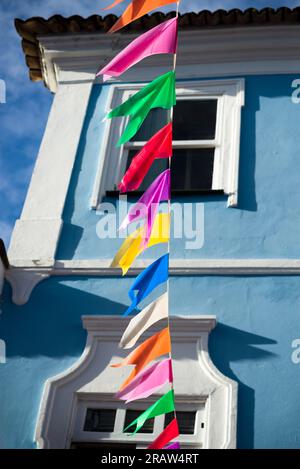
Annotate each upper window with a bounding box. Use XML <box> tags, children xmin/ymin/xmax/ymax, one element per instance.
<box><xmin>91</xmin><ymin>78</ymin><xmax>244</xmax><ymax>208</ymax></box>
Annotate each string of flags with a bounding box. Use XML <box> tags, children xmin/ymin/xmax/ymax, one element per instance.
<box><xmin>97</xmin><ymin>0</ymin><xmax>180</xmax><ymax>449</ymax></box>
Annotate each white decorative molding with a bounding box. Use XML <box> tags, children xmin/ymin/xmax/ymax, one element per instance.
<box><xmin>5</xmin><ymin>269</ymin><xmax>49</xmax><ymax>306</ymax></box>
<box><xmin>91</xmin><ymin>78</ymin><xmax>244</xmax><ymax>208</ymax></box>
<box><xmin>8</xmin><ymin>76</ymin><xmax>93</xmax><ymax>268</ymax></box>
<box><xmin>38</xmin><ymin>25</ymin><xmax>300</xmax><ymax>92</ymax></box>
<box><xmin>7</xmin><ymin>257</ymin><xmax>300</xmax><ymax>304</ymax></box>
<box><xmin>35</xmin><ymin>315</ymin><xmax>237</xmax><ymax>449</ymax></box>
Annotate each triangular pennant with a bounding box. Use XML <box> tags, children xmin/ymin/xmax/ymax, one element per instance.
<box><xmin>124</xmin><ymin>389</ymin><xmax>175</xmax><ymax>435</ymax></box>
<box><xmin>111</xmin><ymin>213</ymin><xmax>170</xmax><ymax>275</ymax></box>
<box><xmin>147</xmin><ymin>418</ymin><xmax>179</xmax><ymax>449</ymax></box>
<box><xmin>119</xmin><ymin>292</ymin><xmax>168</xmax><ymax>349</ymax></box>
<box><xmin>109</xmin><ymin>0</ymin><xmax>177</xmax><ymax>33</ymax></box>
<box><xmin>97</xmin><ymin>18</ymin><xmax>177</xmax><ymax>81</ymax></box>
<box><xmin>123</xmin><ymin>253</ymin><xmax>169</xmax><ymax>316</ymax></box>
<box><xmin>116</xmin><ymin>358</ymin><xmax>172</xmax><ymax>402</ymax></box>
<box><xmin>112</xmin><ymin>327</ymin><xmax>171</xmax><ymax>389</ymax></box>
<box><xmin>107</xmin><ymin>71</ymin><xmax>175</xmax><ymax>145</ymax></box>
<box><xmin>119</xmin><ymin>123</ymin><xmax>172</xmax><ymax>193</ymax></box>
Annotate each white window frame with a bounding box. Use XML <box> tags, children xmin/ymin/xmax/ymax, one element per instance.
<box><xmin>35</xmin><ymin>315</ymin><xmax>238</xmax><ymax>449</ymax></box>
<box><xmin>72</xmin><ymin>395</ymin><xmax>206</xmax><ymax>449</ymax></box>
<box><xmin>91</xmin><ymin>78</ymin><xmax>244</xmax><ymax>209</ymax></box>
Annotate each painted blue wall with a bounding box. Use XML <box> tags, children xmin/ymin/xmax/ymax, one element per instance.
<box><xmin>56</xmin><ymin>74</ymin><xmax>300</xmax><ymax>261</ymax></box>
<box><xmin>1</xmin><ymin>274</ymin><xmax>300</xmax><ymax>448</ymax></box>
<box><xmin>2</xmin><ymin>74</ymin><xmax>300</xmax><ymax>449</ymax></box>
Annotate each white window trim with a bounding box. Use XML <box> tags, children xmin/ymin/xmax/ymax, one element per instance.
<box><xmin>35</xmin><ymin>315</ymin><xmax>237</xmax><ymax>449</ymax></box>
<box><xmin>72</xmin><ymin>395</ymin><xmax>206</xmax><ymax>449</ymax></box>
<box><xmin>91</xmin><ymin>78</ymin><xmax>244</xmax><ymax>209</ymax></box>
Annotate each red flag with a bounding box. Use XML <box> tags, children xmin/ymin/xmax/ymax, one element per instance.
<box><xmin>147</xmin><ymin>418</ymin><xmax>179</xmax><ymax>449</ymax></box>
<box><xmin>119</xmin><ymin>123</ymin><xmax>172</xmax><ymax>193</ymax></box>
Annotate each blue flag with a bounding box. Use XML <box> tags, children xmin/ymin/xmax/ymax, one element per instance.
<box><xmin>123</xmin><ymin>253</ymin><xmax>169</xmax><ymax>316</ymax></box>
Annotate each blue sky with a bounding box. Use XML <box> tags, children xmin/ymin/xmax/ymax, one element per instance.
<box><xmin>0</xmin><ymin>0</ymin><xmax>299</xmax><ymax>248</ymax></box>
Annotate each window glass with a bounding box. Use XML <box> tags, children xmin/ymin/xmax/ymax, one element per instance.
<box><xmin>84</xmin><ymin>409</ymin><xmax>116</xmax><ymax>432</ymax></box>
<box><xmin>164</xmin><ymin>411</ymin><xmax>197</xmax><ymax>435</ymax></box>
<box><xmin>124</xmin><ymin>410</ymin><xmax>154</xmax><ymax>433</ymax></box>
<box><xmin>173</xmin><ymin>99</ymin><xmax>217</xmax><ymax>140</ymax></box>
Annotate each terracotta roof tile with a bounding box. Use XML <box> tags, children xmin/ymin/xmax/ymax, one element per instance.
<box><xmin>14</xmin><ymin>8</ymin><xmax>300</xmax><ymax>85</ymax></box>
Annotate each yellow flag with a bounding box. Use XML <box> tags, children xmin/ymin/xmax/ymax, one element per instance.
<box><xmin>111</xmin><ymin>213</ymin><xmax>170</xmax><ymax>275</ymax></box>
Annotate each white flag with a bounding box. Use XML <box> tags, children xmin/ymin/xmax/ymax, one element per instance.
<box><xmin>119</xmin><ymin>292</ymin><xmax>168</xmax><ymax>349</ymax></box>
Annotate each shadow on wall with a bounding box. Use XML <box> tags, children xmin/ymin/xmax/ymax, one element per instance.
<box><xmin>209</xmin><ymin>323</ymin><xmax>277</xmax><ymax>449</ymax></box>
<box><xmin>0</xmin><ymin>278</ymin><xmax>127</xmax><ymax>359</ymax></box>
<box><xmin>56</xmin><ymin>85</ymin><xmax>105</xmax><ymax>259</ymax></box>
<box><xmin>237</xmin><ymin>75</ymin><xmax>295</xmax><ymax>212</ymax></box>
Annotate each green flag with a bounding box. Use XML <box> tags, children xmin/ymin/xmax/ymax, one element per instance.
<box><xmin>108</xmin><ymin>71</ymin><xmax>176</xmax><ymax>146</ymax></box>
<box><xmin>124</xmin><ymin>389</ymin><xmax>175</xmax><ymax>435</ymax></box>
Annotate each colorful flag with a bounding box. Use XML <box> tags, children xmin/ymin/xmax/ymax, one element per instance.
<box><xmin>116</xmin><ymin>358</ymin><xmax>172</xmax><ymax>402</ymax></box>
<box><xmin>107</xmin><ymin>71</ymin><xmax>175</xmax><ymax>145</ymax></box>
<box><xmin>102</xmin><ymin>0</ymin><xmax>126</xmax><ymax>10</ymax></box>
<box><xmin>109</xmin><ymin>0</ymin><xmax>177</xmax><ymax>33</ymax></box>
<box><xmin>120</xmin><ymin>169</ymin><xmax>170</xmax><ymax>247</ymax></box>
<box><xmin>112</xmin><ymin>327</ymin><xmax>171</xmax><ymax>389</ymax></box>
<box><xmin>120</xmin><ymin>292</ymin><xmax>168</xmax><ymax>349</ymax></box>
<box><xmin>164</xmin><ymin>442</ymin><xmax>181</xmax><ymax>449</ymax></box>
<box><xmin>124</xmin><ymin>389</ymin><xmax>175</xmax><ymax>434</ymax></box>
<box><xmin>123</xmin><ymin>253</ymin><xmax>169</xmax><ymax>316</ymax></box>
<box><xmin>119</xmin><ymin>123</ymin><xmax>172</xmax><ymax>193</ymax></box>
<box><xmin>111</xmin><ymin>213</ymin><xmax>170</xmax><ymax>275</ymax></box>
<box><xmin>147</xmin><ymin>418</ymin><xmax>179</xmax><ymax>449</ymax></box>
<box><xmin>97</xmin><ymin>18</ymin><xmax>177</xmax><ymax>81</ymax></box>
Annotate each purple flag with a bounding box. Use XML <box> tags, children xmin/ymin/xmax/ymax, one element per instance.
<box><xmin>120</xmin><ymin>169</ymin><xmax>170</xmax><ymax>246</ymax></box>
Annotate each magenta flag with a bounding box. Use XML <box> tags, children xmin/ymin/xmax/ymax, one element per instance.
<box><xmin>97</xmin><ymin>18</ymin><xmax>178</xmax><ymax>81</ymax></box>
<box><xmin>164</xmin><ymin>442</ymin><xmax>181</xmax><ymax>449</ymax></box>
<box><xmin>116</xmin><ymin>359</ymin><xmax>173</xmax><ymax>402</ymax></box>
<box><xmin>120</xmin><ymin>169</ymin><xmax>170</xmax><ymax>246</ymax></box>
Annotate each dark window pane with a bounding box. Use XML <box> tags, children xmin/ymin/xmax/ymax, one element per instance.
<box><xmin>124</xmin><ymin>410</ymin><xmax>154</xmax><ymax>434</ymax></box>
<box><xmin>126</xmin><ymin>150</ymin><xmax>168</xmax><ymax>191</ymax></box>
<box><xmin>173</xmin><ymin>99</ymin><xmax>217</xmax><ymax>140</ymax></box>
<box><xmin>165</xmin><ymin>411</ymin><xmax>196</xmax><ymax>435</ymax></box>
<box><xmin>84</xmin><ymin>409</ymin><xmax>116</xmax><ymax>432</ymax></box>
<box><xmin>125</xmin><ymin>149</ymin><xmax>214</xmax><ymax>191</ymax></box>
<box><xmin>131</xmin><ymin>108</ymin><xmax>169</xmax><ymax>141</ymax></box>
<box><xmin>172</xmin><ymin>148</ymin><xmax>214</xmax><ymax>191</ymax></box>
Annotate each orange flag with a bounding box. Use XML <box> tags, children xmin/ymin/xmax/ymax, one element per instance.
<box><xmin>102</xmin><ymin>0</ymin><xmax>126</xmax><ymax>10</ymax></box>
<box><xmin>112</xmin><ymin>327</ymin><xmax>171</xmax><ymax>389</ymax></box>
<box><xmin>109</xmin><ymin>0</ymin><xmax>177</xmax><ymax>33</ymax></box>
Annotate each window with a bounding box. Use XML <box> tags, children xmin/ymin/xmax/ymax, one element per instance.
<box><xmin>71</xmin><ymin>398</ymin><xmax>206</xmax><ymax>449</ymax></box>
<box><xmin>35</xmin><ymin>316</ymin><xmax>238</xmax><ymax>449</ymax></box>
<box><xmin>91</xmin><ymin>79</ymin><xmax>244</xmax><ymax>208</ymax></box>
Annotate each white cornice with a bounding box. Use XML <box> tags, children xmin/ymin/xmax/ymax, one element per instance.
<box><xmin>38</xmin><ymin>25</ymin><xmax>300</xmax><ymax>92</ymax></box>
<box><xmin>82</xmin><ymin>315</ymin><xmax>217</xmax><ymax>337</ymax></box>
<box><xmin>6</xmin><ymin>258</ymin><xmax>300</xmax><ymax>305</ymax></box>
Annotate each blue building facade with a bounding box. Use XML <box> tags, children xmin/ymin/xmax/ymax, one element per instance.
<box><xmin>1</xmin><ymin>8</ymin><xmax>300</xmax><ymax>449</ymax></box>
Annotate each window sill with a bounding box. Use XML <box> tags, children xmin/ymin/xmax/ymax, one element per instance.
<box><xmin>105</xmin><ymin>190</ymin><xmax>225</xmax><ymax>197</ymax></box>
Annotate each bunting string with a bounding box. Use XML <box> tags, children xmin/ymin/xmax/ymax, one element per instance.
<box><xmin>97</xmin><ymin>0</ymin><xmax>181</xmax><ymax>449</ymax></box>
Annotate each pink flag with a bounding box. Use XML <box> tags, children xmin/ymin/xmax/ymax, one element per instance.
<box><xmin>116</xmin><ymin>359</ymin><xmax>173</xmax><ymax>402</ymax></box>
<box><xmin>120</xmin><ymin>169</ymin><xmax>170</xmax><ymax>246</ymax></box>
<box><xmin>97</xmin><ymin>18</ymin><xmax>178</xmax><ymax>81</ymax></box>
